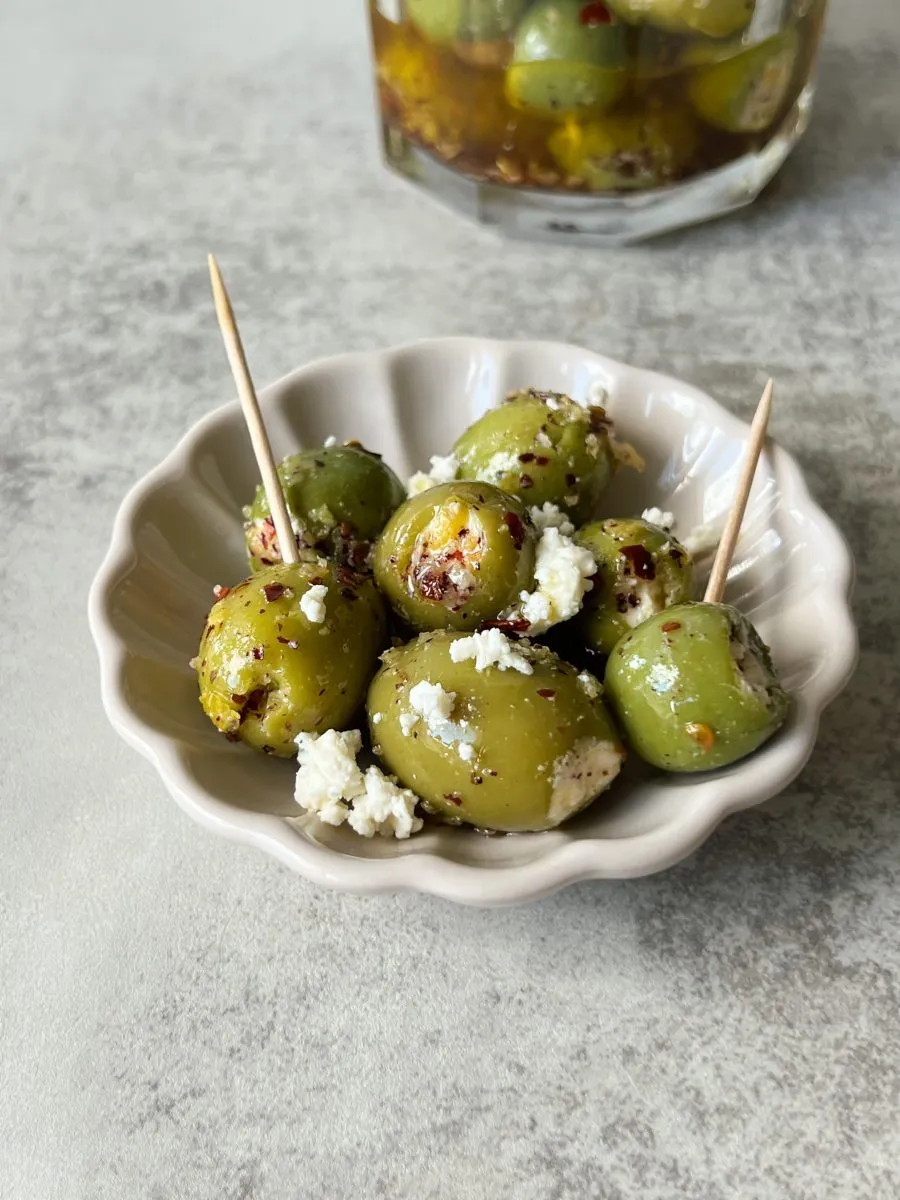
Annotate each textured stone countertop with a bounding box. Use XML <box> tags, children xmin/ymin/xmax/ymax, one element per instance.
<box><xmin>3</xmin><ymin>1</ymin><xmax>899</xmax><ymax>1196</ymax></box>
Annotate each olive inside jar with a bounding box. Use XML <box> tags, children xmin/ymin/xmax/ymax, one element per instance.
<box><xmin>369</xmin><ymin>0</ymin><xmax>828</xmax><ymax>243</ymax></box>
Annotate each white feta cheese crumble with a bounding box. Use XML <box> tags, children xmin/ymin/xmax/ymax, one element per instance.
<box><xmin>371</xmin><ymin>712</ymin><xmax>383</xmax><ymax>725</ymax></box>
<box><xmin>323</xmin><ymin>435</ymin><xmax>338</xmax><ymax>448</ymax></box>
<box><xmin>299</xmin><ymin>584</ymin><xmax>328</xmax><ymax>624</ymax></box>
<box><xmin>548</xmin><ymin>738</ymin><xmax>625</xmax><ymax>826</ymax></box>
<box><xmin>347</xmin><ymin>769</ymin><xmax>423</xmax><ymax>839</ymax></box>
<box><xmin>528</xmin><ymin>502</ymin><xmax>574</xmax><ymax>538</ymax></box>
<box><xmin>511</xmin><ymin>526</ymin><xmax>596</xmax><ymax>634</ymax></box>
<box><xmin>294</xmin><ymin>730</ymin><xmax>423</xmax><ymax>839</ymax></box>
<box><xmin>403</xmin><ymin>680</ymin><xmax>478</xmax><ymax>758</ymax></box>
<box><xmin>641</xmin><ymin>507</ymin><xmax>675</xmax><ymax>532</ymax></box>
<box><xmin>294</xmin><ymin>729</ymin><xmax>365</xmax><ymax>826</ymax></box>
<box><xmin>409</xmin><ymin>679</ymin><xmax>455</xmax><ymax>726</ymax></box>
<box><xmin>449</xmin><ymin>628</ymin><xmax>534</xmax><ymax>675</ymax></box>
<box><xmin>577</xmin><ymin>672</ymin><xmax>601</xmax><ymax>700</ymax></box>
<box><xmin>399</xmin><ymin>712</ymin><xmax>419</xmax><ymax>737</ymax></box>
<box><xmin>407</xmin><ymin>453</ymin><xmax>459</xmax><ymax>496</ymax></box>
<box><xmin>474</xmin><ymin>450</ymin><xmax>520</xmax><ymax>484</ymax></box>
<box><xmin>622</xmin><ymin>580</ymin><xmax>663</xmax><ymax>629</ymax></box>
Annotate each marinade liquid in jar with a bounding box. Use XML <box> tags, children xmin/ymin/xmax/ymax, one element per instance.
<box><xmin>368</xmin><ymin>0</ymin><xmax>827</xmax><ymax>243</ymax></box>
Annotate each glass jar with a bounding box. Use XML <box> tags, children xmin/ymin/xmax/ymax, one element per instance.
<box><xmin>368</xmin><ymin>0</ymin><xmax>828</xmax><ymax>243</ymax></box>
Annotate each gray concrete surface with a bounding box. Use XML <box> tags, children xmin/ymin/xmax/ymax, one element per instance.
<box><xmin>2</xmin><ymin>1</ymin><xmax>899</xmax><ymax>1196</ymax></box>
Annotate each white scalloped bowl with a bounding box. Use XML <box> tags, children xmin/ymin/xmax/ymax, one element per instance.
<box><xmin>88</xmin><ymin>339</ymin><xmax>856</xmax><ymax>905</ymax></box>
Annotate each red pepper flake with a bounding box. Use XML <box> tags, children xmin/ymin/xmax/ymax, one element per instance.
<box><xmin>537</xmin><ymin>688</ymin><xmax>557</xmax><ymax>699</ymax></box>
<box><xmin>518</xmin><ymin>452</ymin><xmax>535</xmax><ymax>463</ymax></box>
<box><xmin>519</xmin><ymin>473</ymin><xmax>534</xmax><ymax>489</ymax></box>
<box><xmin>263</xmin><ymin>582</ymin><xmax>286</xmax><ymax>602</ymax></box>
<box><xmin>661</xmin><ymin>621</ymin><xmax>682</xmax><ymax>633</ymax></box>
<box><xmin>621</xmin><ymin>544</ymin><xmax>656</xmax><ymax>580</ymax></box>
<box><xmin>251</xmin><ymin>646</ymin><xmax>264</xmax><ymax>660</ymax></box>
<box><xmin>418</xmin><ymin>571</ymin><xmax>450</xmax><ymax>601</ymax></box>
<box><xmin>277</xmin><ymin>636</ymin><xmax>299</xmax><ymax>648</ymax></box>
<box><xmin>486</xmin><ymin>616</ymin><xmax>530</xmax><ymax>635</ymax></box>
<box><xmin>535</xmin><ymin>456</ymin><xmax>550</xmax><ymax>466</ymax></box>
<box><xmin>213</xmin><ymin>584</ymin><xmax>231</xmax><ymax>601</ymax></box>
<box><xmin>309</xmin><ymin>576</ymin><xmax>325</xmax><ymax>586</ymax></box>
<box><xmin>339</xmin><ymin>522</ymin><xmax>353</xmax><ymax>538</ymax></box>
<box><xmin>669</xmin><ymin>547</ymin><xmax>685</xmax><ymax>564</ymax></box>
<box><xmin>231</xmin><ymin>693</ymin><xmax>247</xmax><ymax>705</ymax></box>
<box><xmin>686</xmin><ymin>722</ymin><xmax>716</xmax><ymax>753</ymax></box>
<box><xmin>444</xmin><ymin>792</ymin><xmax>463</xmax><ymax>806</ymax></box>
<box><xmin>503</xmin><ymin>511</ymin><xmax>526</xmax><ymax>549</ymax></box>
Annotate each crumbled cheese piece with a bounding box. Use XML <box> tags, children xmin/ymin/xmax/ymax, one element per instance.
<box><xmin>449</xmin><ymin>628</ymin><xmax>534</xmax><ymax>675</ymax></box>
<box><xmin>641</xmin><ymin>507</ymin><xmax>675</xmax><ymax>532</ymax></box>
<box><xmin>409</xmin><ymin>680</ymin><xmax>455</xmax><ymax>725</ymax></box>
<box><xmin>478</xmin><ymin>450</ymin><xmax>521</xmax><ymax>482</ymax></box>
<box><xmin>404</xmin><ymin>680</ymin><xmax>477</xmax><ymax>758</ymax></box>
<box><xmin>347</xmin><ymin>768</ymin><xmax>423</xmax><ymax>839</ymax></box>
<box><xmin>407</xmin><ymin>453</ymin><xmax>459</xmax><ymax>496</ymax></box>
<box><xmin>300</xmin><ymin>584</ymin><xmax>328</xmax><ymax>623</ymax></box>
<box><xmin>294</xmin><ymin>729</ymin><xmax>365</xmax><ymax>826</ymax></box>
<box><xmin>528</xmin><ymin>502</ymin><xmax>575</xmax><ymax>538</ymax></box>
<box><xmin>512</xmin><ymin>527</ymin><xmax>596</xmax><ymax>634</ymax></box>
<box><xmin>548</xmin><ymin>738</ymin><xmax>625</xmax><ymax>826</ymax></box>
<box><xmin>447</xmin><ymin>560</ymin><xmax>477</xmax><ymax>591</ymax></box>
<box><xmin>535</xmin><ymin>429</ymin><xmax>553</xmax><ymax>449</ymax></box>
<box><xmin>188</xmin><ymin>655</ymin><xmax>199</xmax><ymax>670</ymax></box>
<box><xmin>577</xmin><ymin>672</ymin><xmax>601</xmax><ymax>700</ymax></box>
<box><xmin>324</xmin><ymin>435</ymin><xmax>338</xmax><ymax>448</ymax></box>
<box><xmin>372</xmin><ymin>712</ymin><xmax>383</xmax><ymax>725</ymax></box>
<box><xmin>399</xmin><ymin>713</ymin><xmax>419</xmax><ymax>737</ymax></box>
<box><xmin>294</xmin><ymin>730</ymin><xmax>423</xmax><ymax>839</ymax></box>
<box><xmin>622</xmin><ymin>580</ymin><xmax>662</xmax><ymax>629</ymax></box>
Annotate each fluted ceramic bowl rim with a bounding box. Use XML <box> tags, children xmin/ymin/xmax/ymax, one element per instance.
<box><xmin>88</xmin><ymin>338</ymin><xmax>857</xmax><ymax>905</ymax></box>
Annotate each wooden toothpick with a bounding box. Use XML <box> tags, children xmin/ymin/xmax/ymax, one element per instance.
<box><xmin>207</xmin><ymin>254</ymin><xmax>299</xmax><ymax>566</ymax></box>
<box><xmin>704</xmin><ymin>379</ymin><xmax>774</xmax><ymax>605</ymax></box>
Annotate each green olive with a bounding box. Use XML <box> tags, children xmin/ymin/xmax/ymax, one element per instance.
<box><xmin>506</xmin><ymin>0</ymin><xmax>628</xmax><ymax>118</ymax></box>
<box><xmin>688</xmin><ymin>29</ymin><xmax>800</xmax><ymax>133</ymax></box>
<box><xmin>549</xmin><ymin>108</ymin><xmax>699</xmax><ymax>189</ymax></box>
<box><xmin>607</xmin><ymin>0</ymin><xmax>755</xmax><ymax>39</ymax></box>
<box><xmin>373</xmin><ymin>482</ymin><xmax>537</xmax><ymax>632</ymax></box>
<box><xmin>604</xmin><ymin>601</ymin><xmax>789</xmax><ymax>772</ymax></box>
<box><xmin>243</xmin><ymin>444</ymin><xmax>405</xmax><ymax>573</ymax></box>
<box><xmin>195</xmin><ymin>561</ymin><xmax>387</xmax><ymax>756</ymax></box>
<box><xmin>368</xmin><ymin>630</ymin><xmax>625</xmax><ymax>831</ymax></box>
<box><xmin>407</xmin><ymin>0</ymin><xmax>530</xmax><ymax>44</ymax></box>
<box><xmin>574</xmin><ymin>517</ymin><xmax>693</xmax><ymax>656</ymax></box>
<box><xmin>453</xmin><ymin>389</ymin><xmax>616</xmax><ymax>522</ymax></box>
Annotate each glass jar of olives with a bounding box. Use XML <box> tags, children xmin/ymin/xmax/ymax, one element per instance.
<box><xmin>368</xmin><ymin>0</ymin><xmax>828</xmax><ymax>243</ymax></box>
